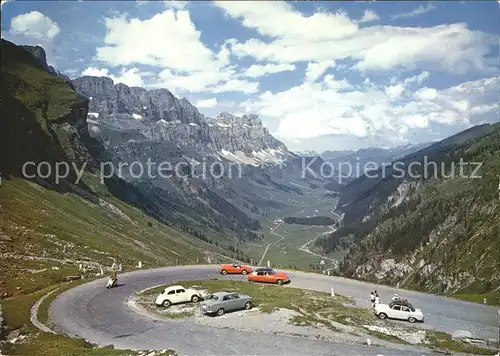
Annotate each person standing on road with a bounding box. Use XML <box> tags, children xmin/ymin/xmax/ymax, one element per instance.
<box><xmin>370</xmin><ymin>291</ymin><xmax>376</xmax><ymax>307</ymax></box>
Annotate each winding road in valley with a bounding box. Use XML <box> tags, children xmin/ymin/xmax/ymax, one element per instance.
<box><xmin>49</xmin><ymin>265</ymin><xmax>499</xmax><ymax>356</ymax></box>
<box><xmin>258</xmin><ymin>206</ymin><xmax>310</xmax><ymax>266</ymax></box>
<box><xmin>258</xmin><ymin>222</ymin><xmax>285</xmax><ymax>265</ymax></box>
<box><xmin>298</xmin><ymin>227</ymin><xmax>338</xmax><ymax>265</ymax></box>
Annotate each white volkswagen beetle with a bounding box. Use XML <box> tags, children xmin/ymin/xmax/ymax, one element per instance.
<box><xmin>154</xmin><ymin>285</ymin><xmax>203</xmax><ymax>307</ymax></box>
<box><xmin>374</xmin><ymin>300</ymin><xmax>424</xmax><ymax>323</ymax></box>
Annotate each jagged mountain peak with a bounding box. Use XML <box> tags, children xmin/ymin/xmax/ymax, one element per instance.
<box><xmin>21</xmin><ymin>44</ymin><xmax>58</xmax><ymax>76</ymax></box>
<box><xmin>214</xmin><ymin>112</ymin><xmax>263</xmax><ymax>127</ymax></box>
<box><xmin>21</xmin><ymin>44</ymin><xmax>47</xmax><ymax>65</ymax></box>
<box><xmin>71</xmin><ymin>74</ymin><xmax>292</xmax><ymax>167</ymax></box>
<box><xmin>72</xmin><ymin>76</ymin><xmax>204</xmax><ymax>125</ymax></box>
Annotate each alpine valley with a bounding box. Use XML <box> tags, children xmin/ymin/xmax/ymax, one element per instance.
<box><xmin>1</xmin><ymin>39</ymin><xmax>499</xmax><ymax>309</ymax></box>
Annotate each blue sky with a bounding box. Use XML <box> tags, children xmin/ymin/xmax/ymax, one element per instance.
<box><xmin>2</xmin><ymin>0</ymin><xmax>499</xmax><ymax>152</ymax></box>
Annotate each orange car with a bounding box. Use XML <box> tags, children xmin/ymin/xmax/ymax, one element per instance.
<box><xmin>219</xmin><ymin>263</ymin><xmax>253</xmax><ymax>275</ymax></box>
<box><xmin>247</xmin><ymin>267</ymin><xmax>290</xmax><ymax>285</ymax></box>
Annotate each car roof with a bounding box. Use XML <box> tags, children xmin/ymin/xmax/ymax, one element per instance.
<box><xmin>165</xmin><ymin>285</ymin><xmax>185</xmax><ymax>290</ymax></box>
<box><xmin>255</xmin><ymin>267</ymin><xmax>272</xmax><ymax>271</ymax></box>
<box><xmin>211</xmin><ymin>291</ymin><xmax>236</xmax><ymax>298</ymax></box>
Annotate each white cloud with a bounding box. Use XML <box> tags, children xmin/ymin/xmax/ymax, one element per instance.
<box><xmin>82</xmin><ymin>67</ymin><xmax>110</xmax><ymax>77</ymax></box>
<box><xmin>404</xmin><ymin>71</ymin><xmax>431</xmax><ymax>85</ymax></box>
<box><xmin>150</xmin><ymin>66</ymin><xmax>259</xmax><ymax>94</ymax></box>
<box><xmin>239</xmin><ymin>74</ymin><xmax>500</xmax><ymax>148</ymax></box>
<box><xmin>137</xmin><ymin>0</ymin><xmax>186</xmax><ymax>9</ymax></box>
<box><xmin>94</xmin><ymin>10</ymin><xmax>261</xmax><ymax>94</ymax></box>
<box><xmin>163</xmin><ymin>1</ymin><xmax>186</xmax><ymax>9</ymax></box>
<box><xmin>217</xmin><ymin>2</ymin><xmax>495</xmax><ymax>75</ymax></box>
<box><xmin>385</xmin><ymin>84</ymin><xmax>405</xmax><ymax>99</ymax></box>
<box><xmin>10</xmin><ymin>11</ymin><xmax>60</xmax><ymax>40</ymax></box>
<box><xmin>359</xmin><ymin>9</ymin><xmax>379</xmax><ymax>23</ymax></box>
<box><xmin>305</xmin><ymin>60</ymin><xmax>335</xmax><ymax>82</ymax></box>
<box><xmin>391</xmin><ymin>4</ymin><xmax>436</xmax><ymax>20</ymax></box>
<box><xmin>415</xmin><ymin>87</ymin><xmax>437</xmax><ymax>100</ymax></box>
<box><xmin>96</xmin><ymin>10</ymin><xmax>213</xmax><ymax>71</ymax></box>
<box><xmin>82</xmin><ymin>67</ymin><xmax>145</xmax><ymax>87</ymax></box>
<box><xmin>243</xmin><ymin>63</ymin><xmax>296</xmax><ymax>78</ymax></box>
<box><xmin>212</xmin><ymin>79</ymin><xmax>259</xmax><ymax>94</ymax></box>
<box><xmin>196</xmin><ymin>98</ymin><xmax>218</xmax><ymax>108</ymax></box>
<box><xmin>215</xmin><ymin>1</ymin><xmax>358</xmax><ymax>41</ymax></box>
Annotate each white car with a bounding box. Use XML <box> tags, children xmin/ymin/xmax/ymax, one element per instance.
<box><xmin>373</xmin><ymin>301</ymin><xmax>424</xmax><ymax>323</ymax></box>
<box><xmin>155</xmin><ymin>285</ymin><xmax>203</xmax><ymax>307</ymax></box>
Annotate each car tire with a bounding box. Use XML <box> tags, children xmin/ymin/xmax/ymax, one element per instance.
<box><xmin>221</xmin><ymin>270</ymin><xmax>227</xmax><ymax>275</ymax></box>
<box><xmin>378</xmin><ymin>312</ymin><xmax>387</xmax><ymax>319</ymax></box>
<box><xmin>244</xmin><ymin>301</ymin><xmax>252</xmax><ymax>310</ymax></box>
<box><xmin>408</xmin><ymin>317</ymin><xmax>417</xmax><ymax>323</ymax></box>
<box><xmin>162</xmin><ymin>300</ymin><xmax>171</xmax><ymax>308</ymax></box>
<box><xmin>242</xmin><ymin>270</ymin><xmax>248</xmax><ymax>275</ymax></box>
<box><xmin>191</xmin><ymin>295</ymin><xmax>200</xmax><ymax>303</ymax></box>
<box><xmin>276</xmin><ymin>279</ymin><xmax>283</xmax><ymax>285</ymax></box>
<box><xmin>217</xmin><ymin>308</ymin><xmax>225</xmax><ymax>316</ymax></box>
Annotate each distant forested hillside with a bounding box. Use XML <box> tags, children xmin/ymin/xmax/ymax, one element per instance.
<box><xmin>284</xmin><ymin>216</ymin><xmax>337</xmax><ymax>226</ymax></box>
<box><xmin>316</xmin><ymin>123</ymin><xmax>500</xmax><ymax>300</ymax></box>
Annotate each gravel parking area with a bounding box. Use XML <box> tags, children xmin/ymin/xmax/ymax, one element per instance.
<box><xmin>131</xmin><ymin>280</ymin><xmax>456</xmax><ymax>351</ymax></box>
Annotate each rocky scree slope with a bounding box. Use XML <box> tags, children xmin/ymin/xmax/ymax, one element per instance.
<box><xmin>316</xmin><ymin>123</ymin><xmax>500</xmax><ymax>299</ymax></box>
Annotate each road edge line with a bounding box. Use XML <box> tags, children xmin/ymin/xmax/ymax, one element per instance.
<box><xmin>30</xmin><ymin>288</ymin><xmax>59</xmax><ymax>334</ymax></box>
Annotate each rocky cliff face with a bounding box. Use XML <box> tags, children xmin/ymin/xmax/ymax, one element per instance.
<box><xmin>71</xmin><ymin>76</ymin><xmax>291</xmax><ymax>165</ymax></box>
<box><xmin>209</xmin><ymin>112</ymin><xmax>287</xmax><ymax>155</ymax></box>
<box><xmin>72</xmin><ymin>76</ymin><xmax>204</xmax><ymax>125</ymax></box>
<box><xmin>20</xmin><ymin>45</ymin><xmax>57</xmax><ymax>76</ymax></box>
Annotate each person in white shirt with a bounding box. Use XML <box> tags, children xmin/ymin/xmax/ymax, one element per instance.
<box><xmin>391</xmin><ymin>293</ymin><xmax>401</xmax><ymax>302</ymax></box>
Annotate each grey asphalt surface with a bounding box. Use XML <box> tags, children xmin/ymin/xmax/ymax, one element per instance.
<box><xmin>48</xmin><ymin>265</ymin><xmax>499</xmax><ymax>355</ymax></box>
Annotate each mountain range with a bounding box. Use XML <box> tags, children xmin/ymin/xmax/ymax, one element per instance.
<box><xmin>315</xmin><ymin>123</ymin><xmax>500</xmax><ymax>298</ymax></box>
<box><xmin>1</xmin><ymin>39</ymin><xmax>499</xmax><ymax>303</ymax></box>
<box><xmin>0</xmin><ymin>39</ymin><xmax>329</xmax><ymax>276</ymax></box>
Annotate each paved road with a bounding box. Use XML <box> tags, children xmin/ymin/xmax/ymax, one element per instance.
<box><xmin>286</xmin><ymin>270</ymin><xmax>499</xmax><ymax>342</ymax></box>
<box><xmin>49</xmin><ymin>265</ymin><xmax>499</xmax><ymax>355</ymax></box>
<box><xmin>258</xmin><ymin>223</ymin><xmax>285</xmax><ymax>265</ymax></box>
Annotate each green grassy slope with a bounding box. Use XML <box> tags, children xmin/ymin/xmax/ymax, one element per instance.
<box><xmin>321</xmin><ymin>123</ymin><xmax>500</xmax><ymax>301</ymax></box>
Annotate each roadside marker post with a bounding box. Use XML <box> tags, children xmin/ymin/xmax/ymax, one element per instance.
<box><xmin>331</xmin><ymin>286</ymin><xmax>335</xmax><ymax>297</ymax></box>
<box><xmin>267</xmin><ymin>260</ymin><xmax>270</xmax><ymax>268</ymax></box>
